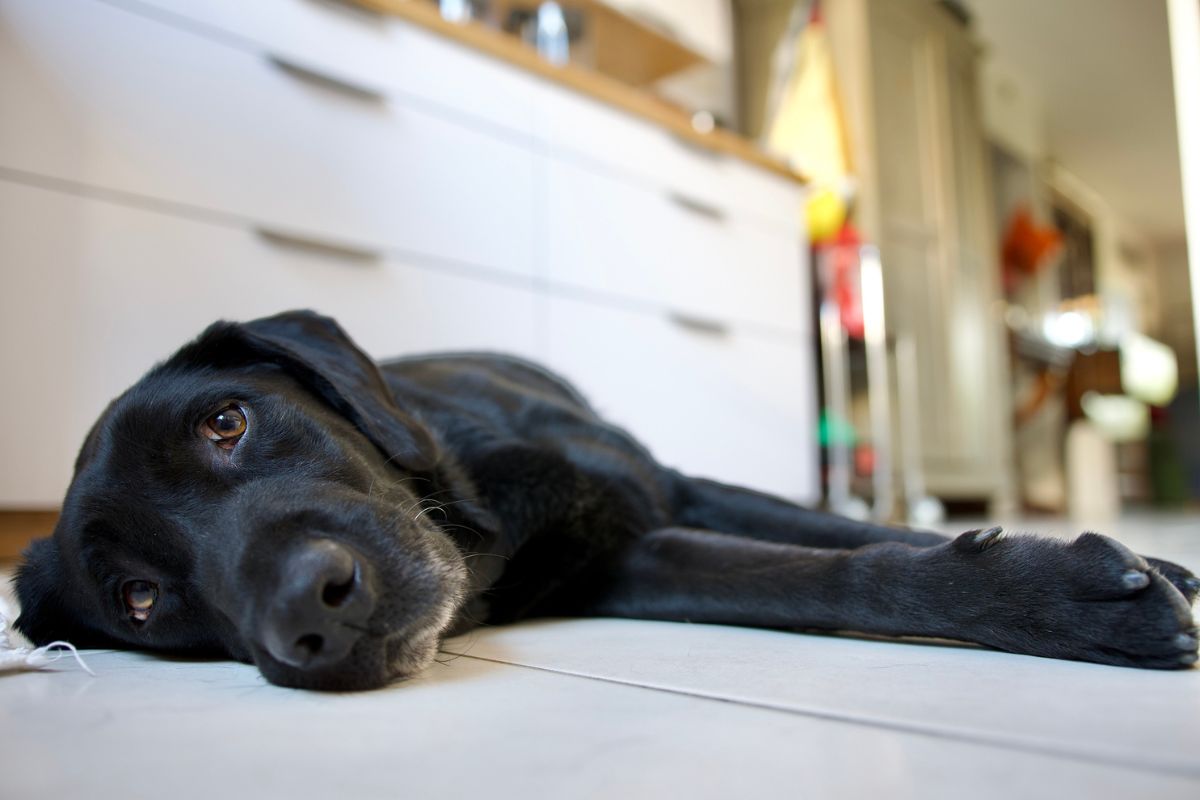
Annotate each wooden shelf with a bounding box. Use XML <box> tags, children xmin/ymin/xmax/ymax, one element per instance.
<box><xmin>352</xmin><ymin>0</ymin><xmax>807</xmax><ymax>183</ymax></box>
<box><xmin>490</xmin><ymin>0</ymin><xmax>709</xmax><ymax>87</ymax></box>
<box><xmin>0</xmin><ymin>511</ymin><xmax>56</xmax><ymax>561</ymax></box>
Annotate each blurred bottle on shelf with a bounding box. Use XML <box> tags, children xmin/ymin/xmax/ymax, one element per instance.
<box><xmin>536</xmin><ymin>2</ymin><xmax>569</xmax><ymax>66</ymax></box>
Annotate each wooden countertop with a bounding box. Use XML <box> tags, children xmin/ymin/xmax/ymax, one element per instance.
<box><xmin>351</xmin><ymin>0</ymin><xmax>807</xmax><ymax>184</ymax></box>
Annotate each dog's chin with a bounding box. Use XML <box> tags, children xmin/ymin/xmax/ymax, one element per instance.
<box><xmin>243</xmin><ymin>521</ymin><xmax>469</xmax><ymax>691</ymax></box>
<box><xmin>384</xmin><ymin>626</ymin><xmax>443</xmax><ymax>681</ymax></box>
<box><xmin>250</xmin><ymin>573</ymin><xmax>466</xmax><ymax>691</ymax></box>
<box><xmin>250</xmin><ymin>625</ymin><xmax>446</xmax><ymax>691</ymax></box>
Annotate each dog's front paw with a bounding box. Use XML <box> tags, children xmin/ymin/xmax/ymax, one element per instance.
<box><xmin>1143</xmin><ymin>556</ymin><xmax>1200</xmax><ymax>604</ymax></box>
<box><xmin>945</xmin><ymin>530</ymin><xmax>1198</xmax><ymax>669</ymax></box>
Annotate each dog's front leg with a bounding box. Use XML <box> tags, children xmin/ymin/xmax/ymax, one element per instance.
<box><xmin>583</xmin><ymin>527</ymin><xmax>1198</xmax><ymax>669</ymax></box>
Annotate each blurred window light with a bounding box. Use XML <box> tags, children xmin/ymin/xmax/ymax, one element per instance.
<box><xmin>536</xmin><ymin>2</ymin><xmax>570</xmax><ymax>66</ymax></box>
<box><xmin>439</xmin><ymin>0</ymin><xmax>472</xmax><ymax>23</ymax></box>
<box><xmin>1041</xmin><ymin>310</ymin><xmax>1094</xmax><ymax>348</ymax></box>
<box><xmin>1120</xmin><ymin>332</ymin><xmax>1178</xmax><ymax>406</ymax></box>
<box><xmin>1080</xmin><ymin>393</ymin><xmax>1149</xmax><ymax>443</ymax></box>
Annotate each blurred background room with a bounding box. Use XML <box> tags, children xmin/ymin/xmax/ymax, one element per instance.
<box><xmin>4</xmin><ymin>2</ymin><xmax>1200</xmax><ymax>797</ymax></box>
<box><xmin>1</xmin><ymin>0</ymin><xmax>1198</xmax><ymax>548</ymax></box>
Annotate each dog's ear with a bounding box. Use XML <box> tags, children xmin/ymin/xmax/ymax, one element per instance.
<box><xmin>13</xmin><ymin>538</ymin><xmax>75</xmax><ymax>645</ymax></box>
<box><xmin>13</xmin><ymin>537</ymin><xmax>115</xmax><ymax>647</ymax></box>
<box><xmin>167</xmin><ymin>310</ymin><xmax>437</xmax><ymax>472</ymax></box>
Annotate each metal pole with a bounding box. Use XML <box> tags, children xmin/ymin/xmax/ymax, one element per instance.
<box><xmin>896</xmin><ymin>335</ymin><xmax>946</xmax><ymax>526</ymax></box>
<box><xmin>820</xmin><ymin>296</ymin><xmax>854</xmax><ymax>512</ymax></box>
<box><xmin>860</xmin><ymin>245</ymin><xmax>894</xmax><ymax>521</ymax></box>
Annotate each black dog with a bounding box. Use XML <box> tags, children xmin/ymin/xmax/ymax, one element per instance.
<box><xmin>14</xmin><ymin>310</ymin><xmax>1200</xmax><ymax>690</ymax></box>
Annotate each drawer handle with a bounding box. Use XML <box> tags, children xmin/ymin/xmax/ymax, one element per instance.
<box><xmin>667</xmin><ymin>192</ymin><xmax>727</xmax><ymax>223</ymax></box>
<box><xmin>267</xmin><ymin>55</ymin><xmax>386</xmax><ymax>104</ymax></box>
<box><xmin>668</xmin><ymin>311</ymin><xmax>731</xmax><ymax>337</ymax></box>
<box><xmin>256</xmin><ymin>227</ymin><xmax>383</xmax><ymax>263</ymax></box>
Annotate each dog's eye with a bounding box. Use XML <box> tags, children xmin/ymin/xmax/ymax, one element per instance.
<box><xmin>202</xmin><ymin>404</ymin><xmax>247</xmax><ymax>448</ymax></box>
<box><xmin>122</xmin><ymin>580</ymin><xmax>158</xmax><ymax>622</ymax></box>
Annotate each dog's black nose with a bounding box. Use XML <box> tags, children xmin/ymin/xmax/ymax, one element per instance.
<box><xmin>258</xmin><ymin>538</ymin><xmax>376</xmax><ymax>670</ymax></box>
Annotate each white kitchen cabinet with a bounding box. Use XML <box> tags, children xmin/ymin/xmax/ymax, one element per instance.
<box><xmin>0</xmin><ymin>180</ymin><xmax>541</xmax><ymax>506</ymax></box>
<box><xmin>543</xmin><ymin>157</ymin><xmax>805</xmax><ymax>334</ymax></box>
<box><xmin>125</xmin><ymin>0</ymin><xmax>541</xmax><ymax>136</ymax></box>
<box><xmin>0</xmin><ymin>0</ymin><xmax>815</xmax><ymax>508</ymax></box>
<box><xmin>545</xmin><ymin>296</ymin><xmax>818</xmax><ymax>502</ymax></box>
<box><xmin>534</xmin><ymin>80</ymin><xmax>799</xmax><ymax>232</ymax></box>
<box><xmin>0</xmin><ymin>0</ymin><xmax>537</xmax><ymax>278</ymax></box>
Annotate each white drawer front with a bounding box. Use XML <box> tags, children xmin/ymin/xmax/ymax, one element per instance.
<box><xmin>125</xmin><ymin>0</ymin><xmax>539</xmax><ymax>135</ymax></box>
<box><xmin>544</xmin><ymin>159</ymin><xmax>807</xmax><ymax>334</ymax></box>
<box><xmin>535</xmin><ymin>82</ymin><xmax>803</xmax><ymax>232</ymax></box>
<box><xmin>0</xmin><ymin>0</ymin><xmax>535</xmax><ymax>278</ymax></box>
<box><xmin>127</xmin><ymin>0</ymin><xmax>801</xmax><ymax>233</ymax></box>
<box><xmin>0</xmin><ymin>178</ymin><xmax>541</xmax><ymax>506</ymax></box>
<box><xmin>545</xmin><ymin>297</ymin><xmax>819</xmax><ymax>503</ymax></box>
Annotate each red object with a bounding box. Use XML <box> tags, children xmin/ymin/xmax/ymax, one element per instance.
<box><xmin>817</xmin><ymin>223</ymin><xmax>866</xmax><ymax>339</ymax></box>
<box><xmin>1001</xmin><ymin>206</ymin><xmax>1061</xmax><ymax>292</ymax></box>
<box><xmin>810</xmin><ymin>0</ymin><xmax>823</xmax><ymax>25</ymax></box>
<box><xmin>854</xmin><ymin>444</ymin><xmax>875</xmax><ymax>476</ymax></box>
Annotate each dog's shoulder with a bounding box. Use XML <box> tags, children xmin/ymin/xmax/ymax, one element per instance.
<box><xmin>378</xmin><ymin>352</ymin><xmax>594</xmax><ymax>413</ymax></box>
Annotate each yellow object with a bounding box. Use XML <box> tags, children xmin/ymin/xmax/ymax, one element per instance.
<box><xmin>764</xmin><ymin>7</ymin><xmax>852</xmax><ymax>243</ymax></box>
<box><xmin>806</xmin><ymin>186</ymin><xmax>846</xmax><ymax>243</ymax></box>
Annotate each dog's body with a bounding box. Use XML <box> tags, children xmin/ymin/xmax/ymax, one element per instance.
<box><xmin>15</xmin><ymin>311</ymin><xmax>1200</xmax><ymax>689</ymax></box>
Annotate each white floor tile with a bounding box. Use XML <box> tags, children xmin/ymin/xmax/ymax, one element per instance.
<box><xmin>1</xmin><ymin>649</ymin><xmax>1196</xmax><ymax>800</ymax></box>
<box><xmin>443</xmin><ymin>617</ymin><xmax>1200</xmax><ymax>775</ymax></box>
<box><xmin>3</xmin><ymin>511</ymin><xmax>1198</xmax><ymax>797</ymax></box>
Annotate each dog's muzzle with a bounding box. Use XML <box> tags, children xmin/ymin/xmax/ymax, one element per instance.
<box><xmin>255</xmin><ymin>538</ymin><xmax>376</xmax><ymax>670</ymax></box>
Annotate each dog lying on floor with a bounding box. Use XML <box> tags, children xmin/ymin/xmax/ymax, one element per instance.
<box><xmin>13</xmin><ymin>310</ymin><xmax>1200</xmax><ymax>690</ymax></box>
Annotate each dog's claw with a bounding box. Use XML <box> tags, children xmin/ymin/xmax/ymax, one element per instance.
<box><xmin>1174</xmin><ymin>633</ymin><xmax>1197</xmax><ymax>650</ymax></box>
<box><xmin>1122</xmin><ymin>570</ymin><xmax>1150</xmax><ymax>591</ymax></box>
<box><xmin>973</xmin><ymin>526</ymin><xmax>1004</xmax><ymax>550</ymax></box>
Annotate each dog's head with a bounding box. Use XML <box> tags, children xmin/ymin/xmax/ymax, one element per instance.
<box><xmin>13</xmin><ymin>310</ymin><xmax>470</xmax><ymax>690</ymax></box>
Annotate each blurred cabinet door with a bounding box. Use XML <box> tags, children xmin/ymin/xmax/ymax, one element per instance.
<box><xmin>544</xmin><ymin>295</ymin><xmax>819</xmax><ymax>503</ymax></box>
<box><xmin>930</xmin><ymin>30</ymin><xmax>1011</xmax><ymax>494</ymax></box>
<box><xmin>0</xmin><ymin>0</ymin><xmax>536</xmax><ymax>279</ymax></box>
<box><xmin>128</xmin><ymin>0</ymin><xmax>540</xmax><ymax>135</ymax></box>
<box><xmin>542</xmin><ymin>157</ymin><xmax>805</xmax><ymax>334</ymax></box>
<box><xmin>0</xmin><ymin>179</ymin><xmax>541</xmax><ymax>507</ymax></box>
<box><xmin>857</xmin><ymin>0</ymin><xmax>1012</xmax><ymax>502</ymax></box>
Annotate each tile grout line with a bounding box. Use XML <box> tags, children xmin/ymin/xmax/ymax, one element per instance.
<box><xmin>441</xmin><ymin>650</ymin><xmax>1200</xmax><ymax>781</ymax></box>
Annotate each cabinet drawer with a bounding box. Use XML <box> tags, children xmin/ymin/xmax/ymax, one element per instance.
<box><xmin>0</xmin><ymin>0</ymin><xmax>535</xmax><ymax>278</ymax></box>
<box><xmin>125</xmin><ymin>0</ymin><xmax>539</xmax><ymax>135</ymax></box>
<box><xmin>535</xmin><ymin>82</ymin><xmax>803</xmax><ymax>232</ymax></box>
<box><xmin>128</xmin><ymin>0</ymin><xmax>801</xmax><ymax>234</ymax></box>
<box><xmin>0</xmin><ymin>178</ymin><xmax>541</xmax><ymax>506</ymax></box>
<box><xmin>544</xmin><ymin>159</ymin><xmax>807</xmax><ymax>334</ymax></box>
<box><xmin>545</xmin><ymin>297</ymin><xmax>819</xmax><ymax>502</ymax></box>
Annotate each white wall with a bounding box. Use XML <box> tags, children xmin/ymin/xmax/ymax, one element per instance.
<box><xmin>1150</xmin><ymin>237</ymin><xmax>1197</xmax><ymax>384</ymax></box>
<box><xmin>978</xmin><ymin>58</ymin><xmax>1046</xmax><ymax>164</ymax></box>
<box><xmin>977</xmin><ymin>46</ymin><xmax>1165</xmax><ymax>342</ymax></box>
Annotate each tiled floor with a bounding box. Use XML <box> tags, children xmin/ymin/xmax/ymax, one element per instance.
<box><xmin>2</xmin><ymin>513</ymin><xmax>1198</xmax><ymax>798</ymax></box>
